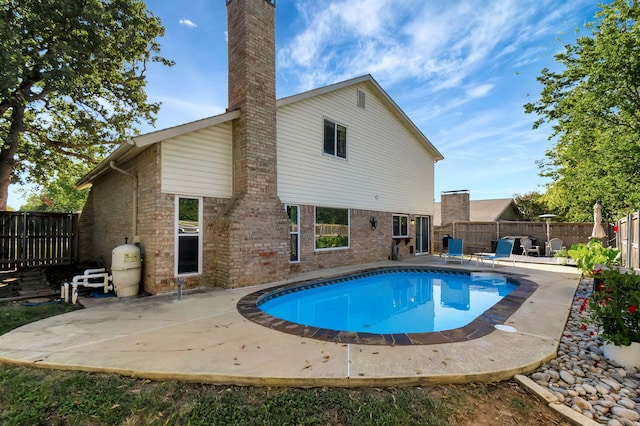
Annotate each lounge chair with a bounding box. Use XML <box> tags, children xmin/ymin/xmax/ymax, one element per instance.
<box><xmin>444</xmin><ymin>238</ymin><xmax>464</xmax><ymax>263</ymax></box>
<box><xmin>520</xmin><ymin>237</ymin><xmax>540</xmax><ymax>256</ymax></box>
<box><xmin>547</xmin><ymin>238</ymin><xmax>564</xmax><ymax>256</ymax></box>
<box><xmin>478</xmin><ymin>239</ymin><xmax>515</xmax><ymax>268</ymax></box>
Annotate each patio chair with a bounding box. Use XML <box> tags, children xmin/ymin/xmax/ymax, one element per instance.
<box><xmin>444</xmin><ymin>238</ymin><xmax>464</xmax><ymax>263</ymax></box>
<box><xmin>547</xmin><ymin>238</ymin><xmax>564</xmax><ymax>256</ymax></box>
<box><xmin>520</xmin><ymin>237</ymin><xmax>540</xmax><ymax>257</ymax></box>
<box><xmin>477</xmin><ymin>239</ymin><xmax>515</xmax><ymax>268</ymax></box>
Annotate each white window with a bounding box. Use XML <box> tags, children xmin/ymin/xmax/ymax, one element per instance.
<box><xmin>315</xmin><ymin>207</ymin><xmax>349</xmax><ymax>250</ymax></box>
<box><xmin>175</xmin><ymin>196</ymin><xmax>202</xmax><ymax>276</ymax></box>
<box><xmin>287</xmin><ymin>205</ymin><xmax>300</xmax><ymax>263</ymax></box>
<box><xmin>323</xmin><ymin>118</ymin><xmax>347</xmax><ymax>159</ymax></box>
<box><xmin>392</xmin><ymin>214</ymin><xmax>409</xmax><ymax>238</ymax></box>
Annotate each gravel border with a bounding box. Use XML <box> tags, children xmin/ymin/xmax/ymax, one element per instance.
<box><xmin>522</xmin><ymin>277</ymin><xmax>640</xmax><ymax>425</ymax></box>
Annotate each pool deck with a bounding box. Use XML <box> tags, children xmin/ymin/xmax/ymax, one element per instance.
<box><xmin>0</xmin><ymin>255</ymin><xmax>581</xmax><ymax>387</ymax></box>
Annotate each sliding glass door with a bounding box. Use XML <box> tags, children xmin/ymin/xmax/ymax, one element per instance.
<box><xmin>415</xmin><ymin>216</ymin><xmax>431</xmax><ymax>254</ymax></box>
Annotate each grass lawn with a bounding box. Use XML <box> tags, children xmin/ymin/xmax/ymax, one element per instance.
<box><xmin>0</xmin><ymin>295</ymin><xmax>569</xmax><ymax>425</ymax></box>
<box><xmin>0</xmin><ymin>301</ymin><xmax>81</xmax><ymax>335</ymax></box>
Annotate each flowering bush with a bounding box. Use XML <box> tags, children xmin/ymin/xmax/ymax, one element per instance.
<box><xmin>581</xmin><ymin>268</ymin><xmax>640</xmax><ymax>346</ymax></box>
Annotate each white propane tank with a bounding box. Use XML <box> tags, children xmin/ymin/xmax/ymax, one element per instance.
<box><xmin>111</xmin><ymin>242</ymin><xmax>141</xmax><ymax>297</ymax></box>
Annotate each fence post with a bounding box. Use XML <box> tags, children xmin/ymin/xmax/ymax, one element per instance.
<box><xmin>636</xmin><ymin>212</ymin><xmax>640</xmax><ymax>270</ymax></box>
<box><xmin>20</xmin><ymin>212</ymin><xmax>27</xmax><ymax>268</ymax></box>
<box><xmin>624</xmin><ymin>214</ymin><xmax>634</xmax><ymax>267</ymax></box>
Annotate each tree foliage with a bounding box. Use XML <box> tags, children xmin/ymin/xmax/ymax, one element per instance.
<box><xmin>18</xmin><ymin>163</ymin><xmax>91</xmax><ymax>212</ymax></box>
<box><xmin>0</xmin><ymin>0</ymin><xmax>173</xmax><ymax>209</ymax></box>
<box><xmin>513</xmin><ymin>191</ymin><xmax>562</xmax><ymax>221</ymax></box>
<box><xmin>524</xmin><ymin>0</ymin><xmax>640</xmax><ymax>221</ymax></box>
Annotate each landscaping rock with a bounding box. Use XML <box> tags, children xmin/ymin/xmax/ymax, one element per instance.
<box><xmin>527</xmin><ymin>278</ymin><xmax>640</xmax><ymax>425</ymax></box>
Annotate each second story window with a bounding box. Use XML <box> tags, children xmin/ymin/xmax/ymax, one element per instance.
<box><xmin>323</xmin><ymin>118</ymin><xmax>347</xmax><ymax>159</ymax></box>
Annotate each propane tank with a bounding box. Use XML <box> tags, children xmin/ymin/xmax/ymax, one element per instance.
<box><xmin>111</xmin><ymin>239</ymin><xmax>141</xmax><ymax>297</ymax></box>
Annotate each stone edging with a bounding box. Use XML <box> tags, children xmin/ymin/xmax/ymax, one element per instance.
<box><xmin>515</xmin><ymin>375</ymin><xmax>601</xmax><ymax>426</ymax></box>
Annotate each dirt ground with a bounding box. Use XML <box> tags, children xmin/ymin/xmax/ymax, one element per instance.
<box><xmin>436</xmin><ymin>381</ymin><xmax>570</xmax><ymax>425</ymax></box>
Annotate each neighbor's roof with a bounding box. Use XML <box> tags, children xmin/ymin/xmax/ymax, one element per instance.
<box><xmin>76</xmin><ymin>74</ymin><xmax>443</xmax><ymax>189</ymax></box>
<box><xmin>433</xmin><ymin>198</ymin><xmax>522</xmax><ymax>226</ymax></box>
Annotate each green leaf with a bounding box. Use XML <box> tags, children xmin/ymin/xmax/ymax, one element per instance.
<box><xmin>525</xmin><ymin>0</ymin><xmax>640</xmax><ymax>219</ymax></box>
<box><xmin>0</xmin><ymin>0</ymin><xmax>174</xmax><ymax>208</ymax></box>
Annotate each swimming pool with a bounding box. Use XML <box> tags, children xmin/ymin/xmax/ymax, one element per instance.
<box><xmin>237</xmin><ymin>267</ymin><xmax>537</xmax><ymax>346</ymax></box>
<box><xmin>259</xmin><ymin>270</ymin><xmax>516</xmax><ymax>334</ymax></box>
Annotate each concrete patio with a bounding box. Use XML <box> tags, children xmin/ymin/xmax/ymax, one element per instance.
<box><xmin>0</xmin><ymin>255</ymin><xmax>581</xmax><ymax>387</ymax></box>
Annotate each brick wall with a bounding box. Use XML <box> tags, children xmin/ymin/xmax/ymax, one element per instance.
<box><xmin>78</xmin><ymin>161</ymin><xmax>138</xmax><ymax>269</ymax></box>
<box><xmin>78</xmin><ymin>147</ymin><xmax>156</xmax><ymax>290</ymax></box>
<box><xmin>212</xmin><ymin>195</ymin><xmax>290</xmax><ymax>288</ymax></box>
<box><xmin>78</xmin><ymin>145</ymin><xmax>233</xmax><ymax>294</ymax></box>
<box><xmin>290</xmin><ymin>206</ymin><xmax>417</xmax><ymax>274</ymax></box>
<box><xmin>217</xmin><ymin>0</ymin><xmax>290</xmax><ymax>288</ymax></box>
<box><xmin>441</xmin><ymin>190</ymin><xmax>470</xmax><ymax>224</ymax></box>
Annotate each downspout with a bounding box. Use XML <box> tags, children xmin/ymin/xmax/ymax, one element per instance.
<box><xmin>109</xmin><ymin>161</ymin><xmax>138</xmax><ymax>242</ymax></box>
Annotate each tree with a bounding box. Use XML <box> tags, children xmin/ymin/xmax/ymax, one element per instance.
<box><xmin>0</xmin><ymin>0</ymin><xmax>173</xmax><ymax>209</ymax></box>
<box><xmin>524</xmin><ymin>0</ymin><xmax>640</xmax><ymax>221</ymax></box>
<box><xmin>513</xmin><ymin>191</ymin><xmax>561</xmax><ymax>221</ymax></box>
<box><xmin>19</xmin><ymin>164</ymin><xmax>91</xmax><ymax>212</ymax></box>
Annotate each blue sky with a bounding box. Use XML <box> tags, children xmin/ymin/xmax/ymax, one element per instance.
<box><xmin>8</xmin><ymin>0</ymin><xmax>603</xmax><ymax>208</ymax></box>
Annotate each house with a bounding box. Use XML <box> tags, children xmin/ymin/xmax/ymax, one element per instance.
<box><xmin>433</xmin><ymin>190</ymin><xmax>523</xmax><ymax>226</ymax></box>
<box><xmin>75</xmin><ymin>0</ymin><xmax>444</xmax><ymax>294</ymax></box>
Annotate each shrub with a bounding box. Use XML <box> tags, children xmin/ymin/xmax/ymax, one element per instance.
<box><xmin>568</xmin><ymin>239</ymin><xmax>619</xmax><ymax>277</ymax></box>
<box><xmin>583</xmin><ymin>268</ymin><xmax>640</xmax><ymax>346</ymax></box>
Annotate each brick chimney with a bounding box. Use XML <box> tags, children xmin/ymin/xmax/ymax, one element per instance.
<box><xmin>441</xmin><ymin>190</ymin><xmax>470</xmax><ymax>224</ymax></box>
<box><xmin>227</xmin><ymin>0</ymin><xmax>277</xmax><ymax>195</ymax></box>
<box><xmin>215</xmin><ymin>0</ymin><xmax>289</xmax><ymax>288</ymax></box>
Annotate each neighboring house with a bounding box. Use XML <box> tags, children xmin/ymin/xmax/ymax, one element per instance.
<box><xmin>75</xmin><ymin>0</ymin><xmax>444</xmax><ymax>294</ymax></box>
<box><xmin>433</xmin><ymin>193</ymin><xmax>523</xmax><ymax>226</ymax></box>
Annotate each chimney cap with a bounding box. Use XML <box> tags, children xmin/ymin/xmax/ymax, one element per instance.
<box><xmin>441</xmin><ymin>190</ymin><xmax>469</xmax><ymax>195</ymax></box>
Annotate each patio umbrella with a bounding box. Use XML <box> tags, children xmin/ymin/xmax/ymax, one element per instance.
<box><xmin>591</xmin><ymin>201</ymin><xmax>607</xmax><ymax>239</ymax></box>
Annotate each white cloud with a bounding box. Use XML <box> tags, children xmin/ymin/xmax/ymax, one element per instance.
<box><xmin>466</xmin><ymin>84</ymin><xmax>494</xmax><ymax>99</ymax></box>
<box><xmin>179</xmin><ymin>19</ymin><xmax>197</xmax><ymax>28</ymax></box>
<box><xmin>276</xmin><ymin>0</ymin><xmax>596</xmax><ymax>96</ymax></box>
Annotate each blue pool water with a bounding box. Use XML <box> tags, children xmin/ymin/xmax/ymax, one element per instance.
<box><xmin>259</xmin><ymin>270</ymin><xmax>516</xmax><ymax>334</ymax></box>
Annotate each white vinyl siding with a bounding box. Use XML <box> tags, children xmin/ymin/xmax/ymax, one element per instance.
<box><xmin>277</xmin><ymin>83</ymin><xmax>436</xmax><ymax>214</ymax></box>
<box><xmin>161</xmin><ymin>123</ymin><xmax>233</xmax><ymax>198</ymax></box>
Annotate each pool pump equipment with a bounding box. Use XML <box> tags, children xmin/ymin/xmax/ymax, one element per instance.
<box><xmin>62</xmin><ymin>239</ymin><xmax>141</xmax><ymax>304</ymax></box>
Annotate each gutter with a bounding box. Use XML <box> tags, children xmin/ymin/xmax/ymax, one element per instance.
<box><xmin>109</xmin><ymin>161</ymin><xmax>139</xmax><ymax>242</ymax></box>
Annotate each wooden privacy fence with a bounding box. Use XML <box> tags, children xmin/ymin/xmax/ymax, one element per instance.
<box><xmin>0</xmin><ymin>211</ymin><xmax>78</xmax><ymax>270</ymax></box>
<box><xmin>315</xmin><ymin>224</ymin><xmax>349</xmax><ymax>237</ymax></box>
<box><xmin>617</xmin><ymin>212</ymin><xmax>640</xmax><ymax>270</ymax></box>
<box><xmin>434</xmin><ymin>221</ymin><xmax>608</xmax><ymax>256</ymax></box>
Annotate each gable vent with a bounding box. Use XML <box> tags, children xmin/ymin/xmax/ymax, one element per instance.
<box><xmin>357</xmin><ymin>89</ymin><xmax>366</xmax><ymax>109</ymax></box>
